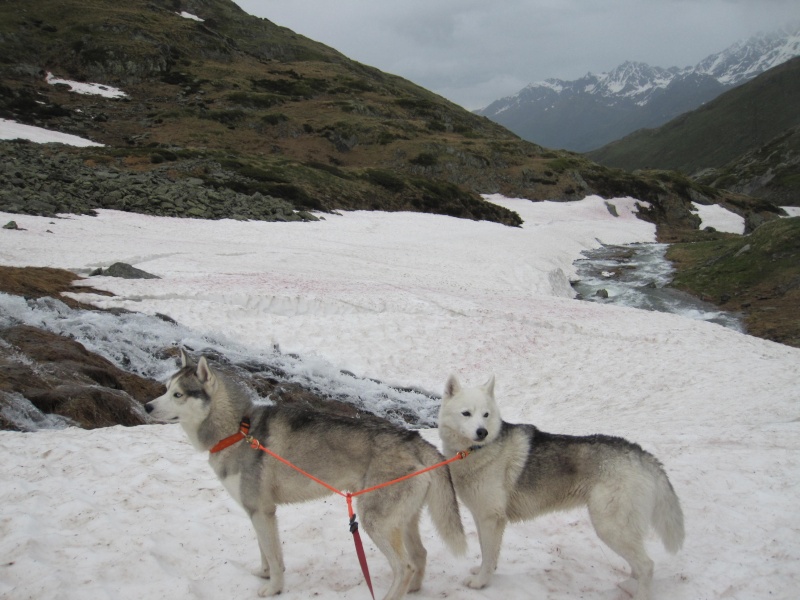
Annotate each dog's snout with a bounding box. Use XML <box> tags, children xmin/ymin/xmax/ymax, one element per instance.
<box><xmin>145</xmin><ymin>403</ymin><xmax>154</xmax><ymax>414</ymax></box>
<box><xmin>475</xmin><ymin>427</ymin><xmax>488</xmax><ymax>441</ymax></box>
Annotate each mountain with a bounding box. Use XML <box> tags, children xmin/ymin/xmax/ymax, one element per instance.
<box><xmin>476</xmin><ymin>26</ymin><xmax>800</xmax><ymax>152</ymax></box>
<box><xmin>0</xmin><ymin>0</ymin><xmax>777</xmax><ymax>236</ymax></box>
<box><xmin>585</xmin><ymin>57</ymin><xmax>800</xmax><ymax>206</ymax></box>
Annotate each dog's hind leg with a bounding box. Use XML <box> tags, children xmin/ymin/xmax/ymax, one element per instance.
<box><xmin>466</xmin><ymin>515</ymin><xmax>506</xmax><ymax>589</ymax></box>
<box><xmin>361</xmin><ymin>522</ymin><xmax>414</xmax><ymax>600</ymax></box>
<box><xmin>360</xmin><ymin>497</ymin><xmax>416</xmax><ymax>600</ymax></box>
<box><xmin>404</xmin><ymin>511</ymin><xmax>427</xmax><ymax>593</ymax></box>
<box><xmin>249</xmin><ymin>508</ymin><xmax>285</xmax><ymax>597</ymax></box>
<box><xmin>588</xmin><ymin>492</ymin><xmax>653</xmax><ymax>600</ymax></box>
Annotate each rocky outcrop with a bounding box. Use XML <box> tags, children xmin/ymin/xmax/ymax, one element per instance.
<box><xmin>0</xmin><ymin>324</ymin><xmax>161</xmax><ymax>429</ymax></box>
<box><xmin>91</xmin><ymin>263</ymin><xmax>160</xmax><ymax>279</ymax></box>
<box><xmin>0</xmin><ymin>140</ymin><xmax>316</xmax><ymax>222</ymax></box>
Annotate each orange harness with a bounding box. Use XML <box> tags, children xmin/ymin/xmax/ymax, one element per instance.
<box><xmin>210</xmin><ymin>417</ymin><xmax>469</xmax><ymax>599</ymax></box>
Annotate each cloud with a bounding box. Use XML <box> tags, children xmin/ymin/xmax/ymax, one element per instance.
<box><xmin>237</xmin><ymin>0</ymin><xmax>799</xmax><ymax>109</ymax></box>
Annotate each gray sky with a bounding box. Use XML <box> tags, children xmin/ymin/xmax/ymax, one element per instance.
<box><xmin>233</xmin><ymin>0</ymin><xmax>799</xmax><ymax>110</ymax></box>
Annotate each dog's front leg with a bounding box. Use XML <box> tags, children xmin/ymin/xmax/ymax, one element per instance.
<box><xmin>250</xmin><ymin>508</ymin><xmax>285</xmax><ymax>596</ymax></box>
<box><xmin>251</xmin><ymin>537</ymin><xmax>270</xmax><ymax>579</ymax></box>
<box><xmin>466</xmin><ymin>515</ymin><xmax>506</xmax><ymax>589</ymax></box>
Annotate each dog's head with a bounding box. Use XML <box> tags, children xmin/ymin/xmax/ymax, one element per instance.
<box><xmin>145</xmin><ymin>349</ymin><xmax>217</xmax><ymax>425</ymax></box>
<box><xmin>439</xmin><ymin>374</ymin><xmax>502</xmax><ymax>449</ymax></box>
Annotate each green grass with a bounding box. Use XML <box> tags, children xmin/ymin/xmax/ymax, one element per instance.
<box><xmin>668</xmin><ymin>217</ymin><xmax>800</xmax><ymax>301</ymax></box>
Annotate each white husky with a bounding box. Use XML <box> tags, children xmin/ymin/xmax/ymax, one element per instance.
<box><xmin>438</xmin><ymin>374</ymin><xmax>684</xmax><ymax>600</ymax></box>
<box><xmin>146</xmin><ymin>350</ymin><xmax>466</xmax><ymax>600</ymax></box>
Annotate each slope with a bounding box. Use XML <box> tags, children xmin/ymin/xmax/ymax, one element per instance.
<box><xmin>668</xmin><ymin>217</ymin><xmax>800</xmax><ymax>347</ymax></box>
<box><xmin>696</xmin><ymin>125</ymin><xmax>800</xmax><ymax>205</ymax></box>
<box><xmin>586</xmin><ymin>57</ymin><xmax>800</xmax><ymax>175</ymax></box>
<box><xmin>0</xmin><ymin>0</ymin><xmax>771</xmax><ymax>233</ymax></box>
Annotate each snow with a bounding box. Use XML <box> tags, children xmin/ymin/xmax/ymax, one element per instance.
<box><xmin>691</xmin><ymin>202</ymin><xmax>746</xmax><ymax>234</ymax></box>
<box><xmin>0</xmin><ymin>117</ymin><xmax>104</xmax><ymax>147</ymax></box>
<box><xmin>1</xmin><ymin>186</ymin><xmax>799</xmax><ymax>600</ymax></box>
<box><xmin>782</xmin><ymin>206</ymin><xmax>800</xmax><ymax>218</ymax></box>
<box><xmin>177</xmin><ymin>11</ymin><xmax>204</xmax><ymax>22</ymax></box>
<box><xmin>0</xmin><ymin>75</ymin><xmax>126</xmax><ymax>147</ymax></box>
<box><xmin>46</xmin><ymin>72</ymin><xmax>127</xmax><ymax>99</ymax></box>
<box><xmin>0</xmin><ymin>118</ymin><xmax>798</xmax><ymax>598</ymax></box>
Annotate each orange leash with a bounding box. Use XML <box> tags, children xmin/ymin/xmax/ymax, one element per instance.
<box><xmin>212</xmin><ymin>418</ymin><xmax>469</xmax><ymax>598</ymax></box>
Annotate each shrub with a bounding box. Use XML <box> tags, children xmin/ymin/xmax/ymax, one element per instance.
<box><xmin>261</xmin><ymin>113</ymin><xmax>288</xmax><ymax>126</ymax></box>
<box><xmin>365</xmin><ymin>169</ymin><xmax>405</xmax><ymax>193</ymax></box>
<box><xmin>227</xmin><ymin>92</ymin><xmax>284</xmax><ymax>109</ymax></box>
<box><xmin>410</xmin><ymin>152</ymin><xmax>438</xmax><ymax>167</ymax></box>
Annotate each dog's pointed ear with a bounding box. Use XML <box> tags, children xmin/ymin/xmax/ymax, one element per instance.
<box><xmin>444</xmin><ymin>374</ymin><xmax>462</xmax><ymax>400</ymax></box>
<box><xmin>483</xmin><ymin>374</ymin><xmax>496</xmax><ymax>398</ymax></box>
<box><xmin>179</xmin><ymin>348</ymin><xmax>194</xmax><ymax>369</ymax></box>
<box><xmin>196</xmin><ymin>356</ymin><xmax>214</xmax><ymax>384</ymax></box>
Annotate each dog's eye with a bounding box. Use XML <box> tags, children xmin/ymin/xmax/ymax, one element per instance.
<box><xmin>483</xmin><ymin>412</ymin><xmax>489</xmax><ymax>418</ymax></box>
<box><xmin>173</xmin><ymin>392</ymin><xmax>183</xmax><ymax>398</ymax></box>
<box><xmin>461</xmin><ymin>410</ymin><xmax>471</xmax><ymax>417</ymax></box>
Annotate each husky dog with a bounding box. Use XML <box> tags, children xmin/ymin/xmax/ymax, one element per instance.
<box><xmin>438</xmin><ymin>375</ymin><xmax>684</xmax><ymax>600</ymax></box>
<box><xmin>145</xmin><ymin>350</ymin><xmax>466</xmax><ymax>600</ymax></box>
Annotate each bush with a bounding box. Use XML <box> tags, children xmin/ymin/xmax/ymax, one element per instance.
<box><xmin>261</xmin><ymin>113</ymin><xmax>288</xmax><ymax>126</ymax></box>
<box><xmin>365</xmin><ymin>169</ymin><xmax>405</xmax><ymax>193</ymax></box>
<box><xmin>227</xmin><ymin>92</ymin><xmax>284</xmax><ymax>109</ymax></box>
<box><xmin>410</xmin><ymin>152</ymin><xmax>438</xmax><ymax>167</ymax></box>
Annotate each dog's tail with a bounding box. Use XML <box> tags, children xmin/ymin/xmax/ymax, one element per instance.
<box><xmin>424</xmin><ymin>448</ymin><xmax>467</xmax><ymax>556</ymax></box>
<box><xmin>651</xmin><ymin>462</ymin><xmax>685</xmax><ymax>553</ymax></box>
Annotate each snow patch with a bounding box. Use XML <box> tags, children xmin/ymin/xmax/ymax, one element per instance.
<box><xmin>0</xmin><ymin>118</ymin><xmax>104</xmax><ymax>147</ymax></box>
<box><xmin>692</xmin><ymin>202</ymin><xmax>746</xmax><ymax>234</ymax></box>
<box><xmin>46</xmin><ymin>72</ymin><xmax>127</xmax><ymax>99</ymax></box>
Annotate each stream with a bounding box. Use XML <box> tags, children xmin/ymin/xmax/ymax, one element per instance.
<box><xmin>571</xmin><ymin>243</ymin><xmax>744</xmax><ymax>332</ymax></box>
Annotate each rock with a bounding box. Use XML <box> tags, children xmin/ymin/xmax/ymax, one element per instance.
<box><xmin>595</xmin><ymin>289</ymin><xmax>609</xmax><ymax>298</ymax></box>
<box><xmin>0</xmin><ymin>141</ymin><xmax>311</xmax><ymax>223</ymax></box>
<box><xmin>0</xmin><ymin>324</ymin><xmax>162</xmax><ymax>430</ymax></box>
<box><xmin>3</xmin><ymin>221</ymin><xmax>21</xmax><ymax>230</ymax></box>
<box><xmin>100</xmin><ymin>262</ymin><xmax>160</xmax><ymax>279</ymax></box>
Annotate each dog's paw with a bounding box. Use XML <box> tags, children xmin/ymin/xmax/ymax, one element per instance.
<box><xmin>251</xmin><ymin>566</ymin><xmax>271</xmax><ymax>579</ymax></box>
<box><xmin>257</xmin><ymin>580</ymin><xmax>283</xmax><ymax>597</ymax></box>
<box><xmin>464</xmin><ymin>573</ymin><xmax>490</xmax><ymax>589</ymax></box>
<box><xmin>619</xmin><ymin>577</ymin><xmax>650</xmax><ymax>600</ymax></box>
<box><xmin>618</xmin><ymin>578</ymin><xmax>636</xmax><ymax>596</ymax></box>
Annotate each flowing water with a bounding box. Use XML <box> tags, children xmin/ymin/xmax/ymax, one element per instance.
<box><xmin>571</xmin><ymin>243</ymin><xmax>744</xmax><ymax>332</ymax></box>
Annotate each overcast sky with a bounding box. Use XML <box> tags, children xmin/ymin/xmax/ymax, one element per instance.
<box><xmin>233</xmin><ymin>0</ymin><xmax>799</xmax><ymax>110</ymax></box>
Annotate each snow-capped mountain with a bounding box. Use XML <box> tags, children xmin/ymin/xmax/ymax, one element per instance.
<box><xmin>695</xmin><ymin>27</ymin><xmax>800</xmax><ymax>84</ymax></box>
<box><xmin>477</xmin><ymin>26</ymin><xmax>800</xmax><ymax>152</ymax></box>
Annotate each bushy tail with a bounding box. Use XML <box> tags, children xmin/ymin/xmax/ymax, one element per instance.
<box><xmin>424</xmin><ymin>448</ymin><xmax>467</xmax><ymax>556</ymax></box>
<box><xmin>651</xmin><ymin>466</ymin><xmax>685</xmax><ymax>553</ymax></box>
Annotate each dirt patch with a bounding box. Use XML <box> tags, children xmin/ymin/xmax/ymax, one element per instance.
<box><xmin>0</xmin><ymin>266</ymin><xmax>112</xmax><ymax>308</ymax></box>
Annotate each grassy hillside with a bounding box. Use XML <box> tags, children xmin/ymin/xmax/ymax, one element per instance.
<box><xmin>696</xmin><ymin>126</ymin><xmax>800</xmax><ymax>206</ymax></box>
<box><xmin>0</xmin><ymin>0</ymin><xmax>768</xmax><ymax>231</ymax></box>
<box><xmin>667</xmin><ymin>217</ymin><xmax>800</xmax><ymax>347</ymax></box>
<box><xmin>586</xmin><ymin>57</ymin><xmax>800</xmax><ymax>178</ymax></box>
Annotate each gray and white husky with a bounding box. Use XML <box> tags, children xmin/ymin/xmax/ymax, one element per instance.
<box><xmin>145</xmin><ymin>350</ymin><xmax>466</xmax><ymax>600</ymax></box>
<box><xmin>438</xmin><ymin>374</ymin><xmax>684</xmax><ymax>600</ymax></box>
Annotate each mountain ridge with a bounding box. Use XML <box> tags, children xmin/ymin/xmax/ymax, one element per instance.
<box><xmin>477</xmin><ymin>26</ymin><xmax>800</xmax><ymax>152</ymax></box>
